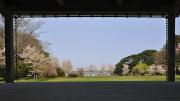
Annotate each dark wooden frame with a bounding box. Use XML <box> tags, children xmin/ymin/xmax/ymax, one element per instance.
<box><xmin>0</xmin><ymin>0</ymin><xmax>178</xmax><ymax>83</ymax></box>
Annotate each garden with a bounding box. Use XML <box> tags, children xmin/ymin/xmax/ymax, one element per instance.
<box><xmin>0</xmin><ymin>16</ymin><xmax>180</xmax><ymax>82</ymax></box>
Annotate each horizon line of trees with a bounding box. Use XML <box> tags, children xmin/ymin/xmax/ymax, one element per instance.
<box><xmin>1</xmin><ymin>15</ymin><xmax>180</xmax><ymax>79</ymax></box>
<box><xmin>0</xmin><ymin>15</ymin><xmax>116</xmax><ymax>79</ymax></box>
<box><xmin>114</xmin><ymin>35</ymin><xmax>180</xmax><ymax>76</ymax></box>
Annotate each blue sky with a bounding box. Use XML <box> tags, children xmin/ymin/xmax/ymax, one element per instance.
<box><xmin>34</xmin><ymin>17</ymin><xmax>180</xmax><ymax>67</ymax></box>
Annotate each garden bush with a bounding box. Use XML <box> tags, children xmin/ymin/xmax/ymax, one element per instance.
<box><xmin>132</xmin><ymin>62</ymin><xmax>149</xmax><ymax>76</ymax></box>
<box><xmin>16</xmin><ymin>61</ymin><xmax>32</xmax><ymax>79</ymax></box>
<box><xmin>56</xmin><ymin>68</ymin><xmax>65</xmax><ymax>77</ymax></box>
<box><xmin>0</xmin><ymin>65</ymin><xmax>4</xmax><ymax>78</ymax></box>
<box><xmin>68</xmin><ymin>73</ymin><xmax>78</xmax><ymax>77</ymax></box>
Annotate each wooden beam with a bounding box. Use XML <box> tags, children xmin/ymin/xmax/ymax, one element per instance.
<box><xmin>0</xmin><ymin>0</ymin><xmax>6</xmax><ymax>12</ymax></box>
<box><xmin>4</xmin><ymin>11</ymin><xmax>14</xmax><ymax>83</ymax></box>
<box><xmin>173</xmin><ymin>0</ymin><xmax>180</xmax><ymax>13</ymax></box>
<box><xmin>167</xmin><ymin>13</ymin><xmax>175</xmax><ymax>82</ymax></box>
<box><xmin>56</xmin><ymin>0</ymin><xmax>64</xmax><ymax>6</ymax></box>
<box><xmin>116</xmin><ymin>0</ymin><xmax>124</xmax><ymax>6</ymax></box>
<box><xmin>0</xmin><ymin>0</ymin><xmax>6</xmax><ymax>10</ymax></box>
<box><xmin>13</xmin><ymin>10</ymin><xmax>168</xmax><ymax>17</ymax></box>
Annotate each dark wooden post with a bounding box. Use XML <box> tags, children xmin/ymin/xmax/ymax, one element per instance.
<box><xmin>4</xmin><ymin>11</ymin><xmax>14</xmax><ymax>83</ymax></box>
<box><xmin>167</xmin><ymin>13</ymin><xmax>175</xmax><ymax>82</ymax></box>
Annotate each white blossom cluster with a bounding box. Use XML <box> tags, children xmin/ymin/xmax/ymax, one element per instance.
<box><xmin>20</xmin><ymin>45</ymin><xmax>49</xmax><ymax>73</ymax></box>
<box><xmin>149</xmin><ymin>64</ymin><xmax>166</xmax><ymax>75</ymax></box>
<box><xmin>122</xmin><ymin>64</ymin><xmax>130</xmax><ymax>75</ymax></box>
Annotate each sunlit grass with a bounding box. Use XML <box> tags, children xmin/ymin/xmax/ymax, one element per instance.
<box><xmin>16</xmin><ymin>75</ymin><xmax>169</xmax><ymax>82</ymax></box>
<box><xmin>0</xmin><ymin>75</ymin><xmax>177</xmax><ymax>83</ymax></box>
<box><xmin>0</xmin><ymin>77</ymin><xmax>4</xmax><ymax>83</ymax></box>
<box><xmin>0</xmin><ymin>77</ymin><xmax>3</xmax><ymax>80</ymax></box>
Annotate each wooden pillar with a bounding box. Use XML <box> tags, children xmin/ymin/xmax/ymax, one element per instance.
<box><xmin>167</xmin><ymin>13</ymin><xmax>175</xmax><ymax>82</ymax></box>
<box><xmin>4</xmin><ymin>12</ymin><xmax>14</xmax><ymax>83</ymax></box>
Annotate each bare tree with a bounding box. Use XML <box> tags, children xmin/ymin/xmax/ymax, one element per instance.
<box><xmin>0</xmin><ymin>15</ymin><xmax>45</xmax><ymax>53</ymax></box>
<box><xmin>88</xmin><ymin>64</ymin><xmax>97</xmax><ymax>73</ymax></box>
<box><xmin>99</xmin><ymin>64</ymin><xmax>114</xmax><ymax>73</ymax></box>
<box><xmin>106</xmin><ymin>64</ymin><xmax>114</xmax><ymax>73</ymax></box>
<box><xmin>61</xmin><ymin>59</ymin><xmax>73</xmax><ymax>76</ymax></box>
<box><xmin>50</xmin><ymin>56</ymin><xmax>60</xmax><ymax>68</ymax></box>
<box><xmin>99</xmin><ymin>65</ymin><xmax>107</xmax><ymax>73</ymax></box>
<box><xmin>154</xmin><ymin>48</ymin><xmax>166</xmax><ymax>65</ymax></box>
<box><xmin>0</xmin><ymin>15</ymin><xmax>44</xmax><ymax>37</ymax></box>
<box><xmin>77</xmin><ymin>67</ymin><xmax>84</xmax><ymax>76</ymax></box>
<box><xmin>42</xmin><ymin>63</ymin><xmax>58</xmax><ymax>78</ymax></box>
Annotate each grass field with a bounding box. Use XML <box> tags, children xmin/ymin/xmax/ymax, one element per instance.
<box><xmin>0</xmin><ymin>77</ymin><xmax>4</xmax><ymax>83</ymax></box>
<box><xmin>15</xmin><ymin>75</ymin><xmax>172</xmax><ymax>82</ymax></box>
<box><xmin>0</xmin><ymin>77</ymin><xmax>3</xmax><ymax>80</ymax></box>
<box><xmin>0</xmin><ymin>75</ymin><xmax>179</xmax><ymax>82</ymax></box>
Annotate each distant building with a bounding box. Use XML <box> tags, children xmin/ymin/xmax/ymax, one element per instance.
<box><xmin>83</xmin><ymin>71</ymin><xmax>111</xmax><ymax>76</ymax></box>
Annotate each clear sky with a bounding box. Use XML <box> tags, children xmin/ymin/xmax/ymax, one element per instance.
<box><xmin>33</xmin><ymin>17</ymin><xmax>180</xmax><ymax>67</ymax></box>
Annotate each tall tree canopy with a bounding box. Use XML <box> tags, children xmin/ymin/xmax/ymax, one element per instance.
<box><xmin>114</xmin><ymin>50</ymin><xmax>157</xmax><ymax>75</ymax></box>
<box><xmin>0</xmin><ymin>15</ymin><xmax>57</xmax><ymax>78</ymax></box>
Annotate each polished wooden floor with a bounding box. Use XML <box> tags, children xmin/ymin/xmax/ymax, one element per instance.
<box><xmin>0</xmin><ymin>82</ymin><xmax>180</xmax><ymax>101</ymax></box>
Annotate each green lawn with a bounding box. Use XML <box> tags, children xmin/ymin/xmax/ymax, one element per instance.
<box><xmin>16</xmin><ymin>75</ymin><xmax>170</xmax><ymax>82</ymax></box>
<box><xmin>0</xmin><ymin>77</ymin><xmax>3</xmax><ymax>80</ymax></box>
<box><xmin>0</xmin><ymin>75</ymin><xmax>177</xmax><ymax>82</ymax></box>
<box><xmin>0</xmin><ymin>77</ymin><xmax>4</xmax><ymax>83</ymax></box>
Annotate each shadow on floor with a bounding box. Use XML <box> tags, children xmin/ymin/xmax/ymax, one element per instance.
<box><xmin>0</xmin><ymin>81</ymin><xmax>180</xmax><ymax>101</ymax></box>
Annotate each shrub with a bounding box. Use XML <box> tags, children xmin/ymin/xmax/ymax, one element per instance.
<box><xmin>56</xmin><ymin>68</ymin><xmax>65</xmax><ymax>77</ymax></box>
<box><xmin>132</xmin><ymin>62</ymin><xmax>149</xmax><ymax>76</ymax></box>
<box><xmin>16</xmin><ymin>61</ymin><xmax>32</xmax><ymax>79</ymax></box>
<box><xmin>0</xmin><ymin>65</ymin><xmax>5</xmax><ymax>77</ymax></box>
<box><xmin>68</xmin><ymin>73</ymin><xmax>78</xmax><ymax>77</ymax></box>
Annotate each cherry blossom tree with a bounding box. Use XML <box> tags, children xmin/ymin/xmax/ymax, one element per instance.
<box><xmin>149</xmin><ymin>64</ymin><xmax>165</xmax><ymax>75</ymax></box>
<box><xmin>122</xmin><ymin>63</ymin><xmax>130</xmax><ymax>75</ymax></box>
<box><xmin>61</xmin><ymin>59</ymin><xmax>73</xmax><ymax>76</ymax></box>
<box><xmin>20</xmin><ymin>45</ymin><xmax>48</xmax><ymax>74</ymax></box>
